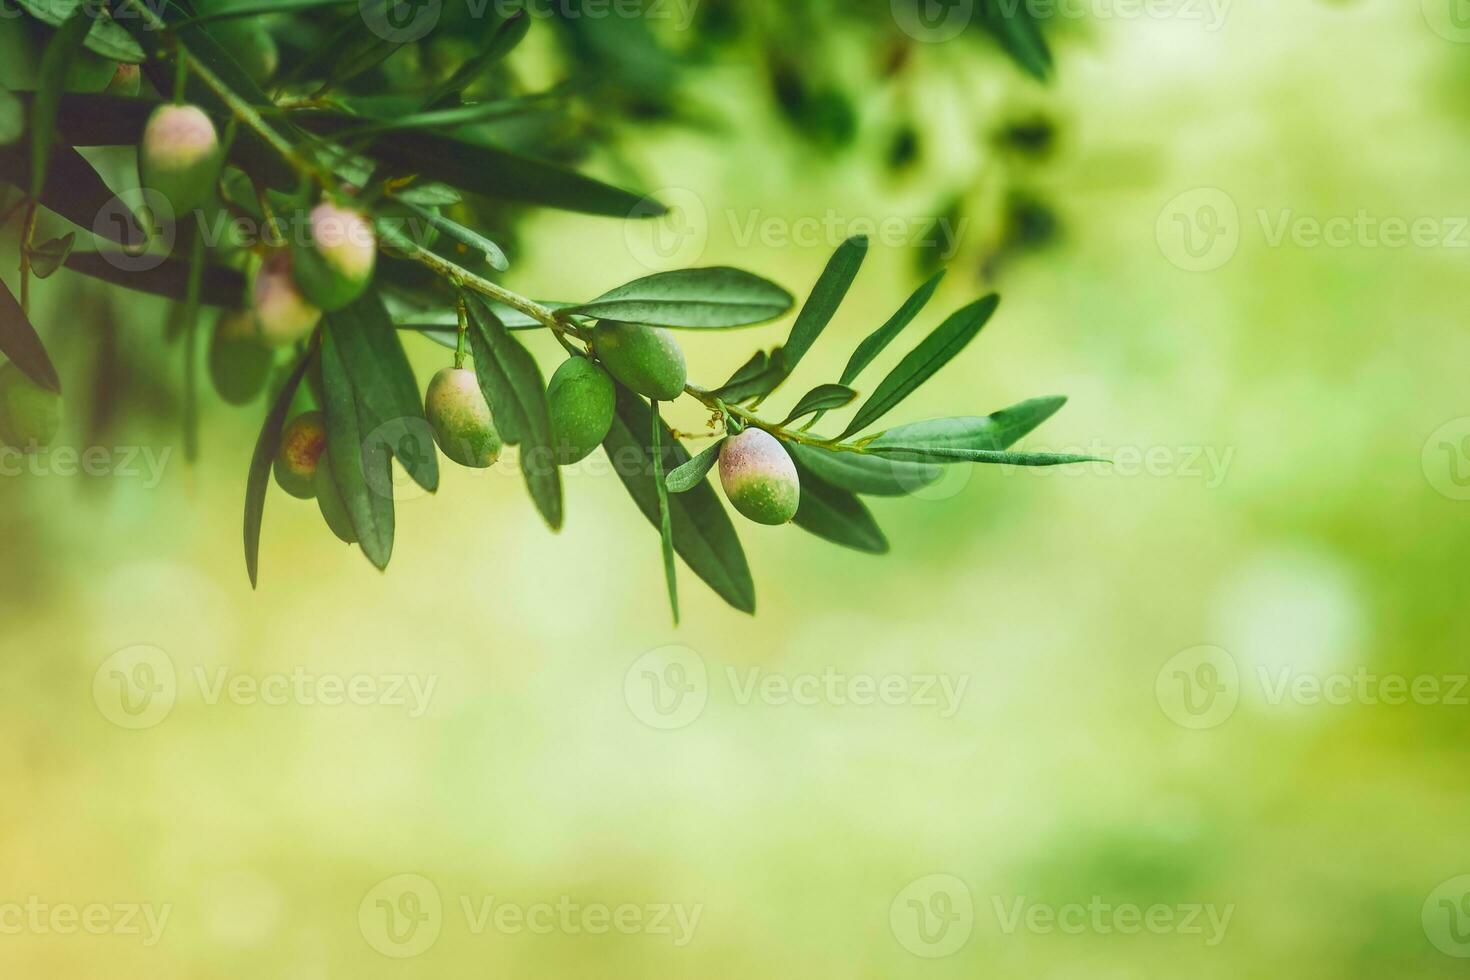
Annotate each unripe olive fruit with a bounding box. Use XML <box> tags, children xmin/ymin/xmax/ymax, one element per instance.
<box><xmin>291</xmin><ymin>201</ymin><xmax>376</xmax><ymax>312</ymax></box>
<box><xmin>209</xmin><ymin>20</ymin><xmax>278</xmax><ymax>87</ymax></box>
<box><xmin>274</xmin><ymin>411</ymin><xmax>327</xmax><ymax>499</ymax></box>
<box><xmin>252</xmin><ymin>251</ymin><xmax>321</xmax><ymax>348</ymax></box>
<box><xmin>105</xmin><ymin>62</ymin><xmax>141</xmax><ymax>96</ymax></box>
<box><xmin>718</xmin><ymin>428</ymin><xmax>800</xmax><ymax>526</ymax></box>
<box><xmin>0</xmin><ymin>362</ymin><xmax>61</xmax><ymax>451</ymax></box>
<box><xmin>139</xmin><ymin>104</ymin><xmax>222</xmax><ymax>217</ymax></box>
<box><xmin>547</xmin><ymin>357</ymin><xmax>615</xmax><ymax>465</ymax></box>
<box><xmin>208</xmin><ymin>309</ymin><xmax>275</xmax><ymax>405</ymax></box>
<box><xmin>425</xmin><ymin>367</ymin><xmax>502</xmax><ymax>468</ymax></box>
<box><xmin>591</xmin><ymin>321</ymin><xmax>687</xmax><ymax>401</ymax></box>
<box><xmin>315</xmin><ymin>450</ymin><xmax>357</xmax><ymax>544</ymax></box>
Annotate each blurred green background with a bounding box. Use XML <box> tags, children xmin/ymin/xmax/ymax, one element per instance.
<box><xmin>3</xmin><ymin>1</ymin><xmax>1469</xmax><ymax>977</ymax></box>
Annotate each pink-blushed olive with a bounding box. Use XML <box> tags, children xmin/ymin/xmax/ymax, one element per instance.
<box><xmin>291</xmin><ymin>201</ymin><xmax>376</xmax><ymax>312</ymax></box>
<box><xmin>274</xmin><ymin>411</ymin><xmax>327</xmax><ymax>499</ymax></box>
<box><xmin>138</xmin><ymin>104</ymin><xmax>222</xmax><ymax>216</ymax></box>
<box><xmin>252</xmin><ymin>251</ymin><xmax>321</xmax><ymax>348</ymax></box>
<box><xmin>718</xmin><ymin>427</ymin><xmax>800</xmax><ymax>526</ymax></box>
<box><xmin>425</xmin><ymin>367</ymin><xmax>502</xmax><ymax>468</ymax></box>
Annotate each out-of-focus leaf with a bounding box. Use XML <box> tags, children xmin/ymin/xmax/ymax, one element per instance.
<box><xmin>0</xmin><ymin>278</ymin><xmax>60</xmax><ymax>392</ymax></box>
<box><xmin>603</xmin><ymin>385</ymin><xmax>755</xmax><ymax>614</ymax></box>
<box><xmin>0</xmin><ymin>143</ymin><xmax>141</xmax><ymax>246</ymax></box>
<box><xmin>320</xmin><ymin>320</ymin><xmax>395</xmax><ymax>569</ymax></box>
<box><xmin>0</xmin><ymin>85</ymin><xmax>23</xmax><ymax>146</ymax></box>
<box><xmin>11</xmin><ymin>0</ymin><xmax>145</xmax><ymax>61</ymax></box>
<box><xmin>425</xmin><ymin>9</ymin><xmax>530</xmax><ymax>107</ymax></box>
<box><xmin>464</xmin><ymin>295</ymin><xmax>562</xmax><ymax>530</ymax></box>
<box><xmin>779</xmin><ymin>384</ymin><xmax>857</xmax><ymax>425</ymax></box>
<box><xmin>665</xmin><ymin>439</ymin><xmax>721</xmax><ymax>494</ymax></box>
<box><xmin>780</xmin><ymin>235</ymin><xmax>866</xmax><ymax>373</ymax></box>
<box><xmin>567</xmin><ymin>268</ymin><xmax>793</xmax><ymax>328</ymax></box>
<box><xmin>63</xmin><ymin>251</ymin><xmax>247</xmax><ymax>306</ymax></box>
<box><xmin>839</xmin><ymin>294</ymin><xmax>1000</xmax><ymax>439</ymax></box>
<box><xmin>326</xmin><ymin>290</ymin><xmax>438</xmax><ymax>493</ymax></box>
<box><xmin>245</xmin><ymin>347</ymin><xmax>313</xmax><ymax>587</ymax></box>
<box><xmin>786</xmin><ymin>442</ymin><xmax>940</xmax><ymax>497</ymax></box>
<box><xmin>27</xmin><ymin>232</ymin><xmax>74</xmax><ymax>278</ymax></box>
<box><xmin>31</xmin><ymin>7</ymin><xmax>92</xmax><ymax>199</ymax></box>
<box><xmin>789</xmin><ymin>456</ymin><xmax>889</xmax><ymax>555</ymax></box>
<box><xmin>652</xmin><ymin>401</ymin><xmax>679</xmax><ymax>624</ymax></box>
<box><xmin>981</xmin><ymin>0</ymin><xmax>1053</xmax><ymax>82</ymax></box>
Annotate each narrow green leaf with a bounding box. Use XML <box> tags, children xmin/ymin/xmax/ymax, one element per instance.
<box><xmin>781</xmin><ymin>235</ymin><xmax>867</xmax><ymax>373</ymax></box>
<box><xmin>718</xmin><ymin>350</ymin><xmax>769</xmax><ymax>390</ymax></box>
<box><xmin>245</xmin><ymin>347</ymin><xmax>314</xmax><ymax>587</ymax></box>
<box><xmin>665</xmin><ymin>440</ymin><xmax>721</xmax><ymax>494</ymax></box>
<box><xmin>31</xmin><ymin>7</ymin><xmax>93</xmax><ymax>199</ymax></box>
<box><xmin>652</xmin><ymin>401</ymin><xmax>679</xmax><ymax>625</ymax></box>
<box><xmin>981</xmin><ymin>1</ymin><xmax>1053</xmax><ymax>82</ymax></box>
<box><xmin>320</xmin><ymin>322</ymin><xmax>395</xmax><ymax>569</ymax></box>
<box><xmin>839</xmin><ymin>270</ymin><xmax>946</xmax><ymax>385</ymax></box>
<box><xmin>63</xmin><ymin>251</ymin><xmax>247</xmax><ymax>307</ymax></box>
<box><xmin>865</xmin><ymin>447</ymin><xmax>1102</xmax><ymax>466</ymax></box>
<box><xmin>779</xmin><ymin>384</ymin><xmax>857</xmax><ymax>425</ymax></box>
<box><xmin>0</xmin><ymin>143</ymin><xmax>143</xmax><ymax>247</ymax></box>
<box><xmin>567</xmin><ymin>267</ymin><xmax>794</xmax><ymax>328</ymax></box>
<box><xmin>711</xmin><ymin>348</ymin><xmax>788</xmax><ymax>404</ymax></box>
<box><xmin>27</xmin><ymin>232</ymin><xmax>74</xmax><ymax>279</ymax></box>
<box><xmin>426</xmin><ymin>9</ymin><xmax>530</xmax><ymax>107</ymax></box>
<box><xmin>839</xmin><ymin>294</ymin><xmax>1000</xmax><ymax>439</ymax></box>
<box><xmin>391</xmin><ymin>199</ymin><xmax>509</xmax><ymax>271</ymax></box>
<box><xmin>0</xmin><ymin>278</ymin><xmax>59</xmax><ymax>393</ymax></box>
<box><xmin>326</xmin><ymin>291</ymin><xmax>438</xmax><ymax>493</ymax></box>
<box><xmin>464</xmin><ymin>295</ymin><xmax>562</xmax><ymax>530</ymax></box>
<box><xmin>0</xmin><ymin>85</ymin><xmax>24</xmax><ymax>146</ymax></box>
<box><xmin>789</xmin><ymin>457</ymin><xmax>889</xmax><ymax>555</ymax></box>
<box><xmin>866</xmin><ymin>397</ymin><xmax>1068</xmax><ymax>456</ymax></box>
<box><xmin>10</xmin><ymin>0</ymin><xmax>145</xmax><ymax>62</ymax></box>
<box><xmin>603</xmin><ymin>385</ymin><xmax>755</xmax><ymax>614</ymax></box>
<box><xmin>785</xmin><ymin>442</ymin><xmax>940</xmax><ymax>497</ymax></box>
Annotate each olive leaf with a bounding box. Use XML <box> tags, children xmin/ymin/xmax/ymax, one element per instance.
<box><xmin>839</xmin><ymin>294</ymin><xmax>1000</xmax><ymax>439</ymax></box>
<box><xmin>603</xmin><ymin>386</ymin><xmax>755</xmax><ymax>614</ymax></box>
<box><xmin>789</xmin><ymin>457</ymin><xmax>889</xmax><ymax>555</ymax></box>
<box><xmin>11</xmin><ymin>0</ymin><xmax>145</xmax><ymax>62</ymax></box>
<box><xmin>245</xmin><ymin>346</ymin><xmax>315</xmax><ymax>587</ymax></box>
<box><xmin>779</xmin><ymin>384</ymin><xmax>857</xmax><ymax>425</ymax></box>
<box><xmin>425</xmin><ymin>9</ymin><xmax>531</xmax><ymax>107</ymax></box>
<box><xmin>780</xmin><ymin>235</ymin><xmax>867</xmax><ymax>373</ymax></box>
<box><xmin>27</xmin><ymin>232</ymin><xmax>74</xmax><ymax>279</ymax></box>
<box><xmin>0</xmin><ymin>144</ymin><xmax>141</xmax><ymax>247</ymax></box>
<box><xmin>786</xmin><ymin>442</ymin><xmax>940</xmax><ymax>497</ymax></box>
<box><xmin>839</xmin><ymin>270</ymin><xmax>946</xmax><ymax>386</ymax></box>
<box><xmin>464</xmin><ymin>295</ymin><xmax>562</xmax><ymax>531</ymax></box>
<box><xmin>865</xmin><ymin>397</ymin><xmax>1069</xmax><ymax>456</ymax></box>
<box><xmin>652</xmin><ymin>401</ymin><xmax>679</xmax><ymax>625</ymax></box>
<box><xmin>567</xmin><ymin>267</ymin><xmax>794</xmax><ymax>328</ymax></box>
<box><xmin>665</xmin><ymin>440</ymin><xmax>722</xmax><ymax>494</ymax></box>
<box><xmin>0</xmin><ymin>278</ymin><xmax>60</xmax><ymax>393</ymax></box>
<box><xmin>321</xmin><ymin>321</ymin><xmax>395</xmax><ymax>569</ymax></box>
<box><xmin>63</xmin><ymin>252</ymin><xmax>247</xmax><ymax>306</ymax></box>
